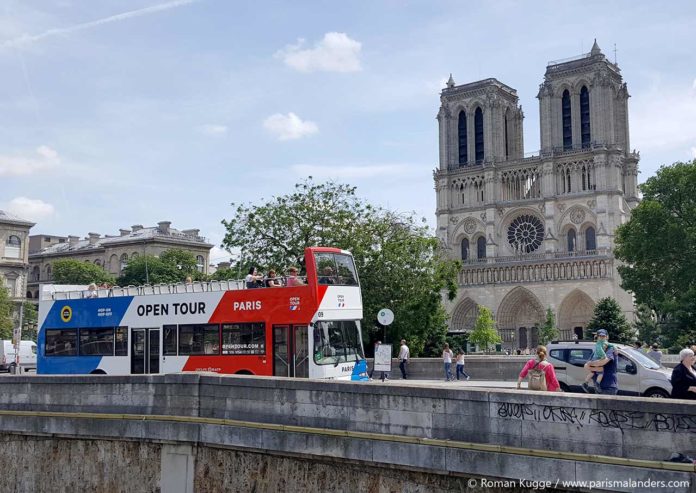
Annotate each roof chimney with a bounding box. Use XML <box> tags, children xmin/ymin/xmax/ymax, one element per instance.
<box><xmin>131</xmin><ymin>224</ymin><xmax>143</xmax><ymax>232</ymax></box>
<box><xmin>87</xmin><ymin>233</ymin><xmax>100</xmax><ymax>245</ymax></box>
<box><xmin>182</xmin><ymin>228</ymin><xmax>200</xmax><ymax>237</ymax></box>
<box><xmin>157</xmin><ymin>221</ymin><xmax>171</xmax><ymax>234</ymax></box>
<box><xmin>119</xmin><ymin>228</ymin><xmax>131</xmax><ymax>236</ymax></box>
<box><xmin>68</xmin><ymin>235</ymin><xmax>79</xmax><ymax>246</ymax></box>
<box><xmin>217</xmin><ymin>261</ymin><xmax>231</xmax><ymax>270</ymax></box>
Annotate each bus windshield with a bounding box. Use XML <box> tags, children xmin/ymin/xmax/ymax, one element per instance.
<box><xmin>314</xmin><ymin>252</ymin><xmax>359</xmax><ymax>286</ymax></box>
<box><xmin>313</xmin><ymin>320</ymin><xmax>364</xmax><ymax>365</ymax></box>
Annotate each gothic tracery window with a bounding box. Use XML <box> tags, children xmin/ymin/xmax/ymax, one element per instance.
<box><xmin>474</xmin><ymin>107</ymin><xmax>484</xmax><ymax>163</ymax></box>
<box><xmin>477</xmin><ymin>236</ymin><xmax>486</xmax><ymax>259</ymax></box>
<box><xmin>580</xmin><ymin>86</ymin><xmax>590</xmax><ymax>147</ymax></box>
<box><xmin>507</xmin><ymin>215</ymin><xmax>545</xmax><ymax>254</ymax></box>
<box><xmin>562</xmin><ymin>90</ymin><xmax>572</xmax><ymax>150</ymax></box>
<box><xmin>567</xmin><ymin>229</ymin><xmax>576</xmax><ymax>252</ymax></box>
<box><xmin>461</xmin><ymin>238</ymin><xmax>469</xmax><ymax>261</ymax></box>
<box><xmin>585</xmin><ymin>226</ymin><xmax>596</xmax><ymax>251</ymax></box>
<box><xmin>458</xmin><ymin>111</ymin><xmax>468</xmax><ymax>164</ymax></box>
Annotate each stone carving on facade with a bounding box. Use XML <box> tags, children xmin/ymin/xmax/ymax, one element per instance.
<box><xmin>480</xmin><ymin>212</ymin><xmax>487</xmax><ymax>222</ymax></box>
<box><xmin>587</xmin><ymin>200</ymin><xmax>596</xmax><ymax>209</ymax></box>
<box><xmin>463</xmin><ymin>217</ymin><xmax>477</xmax><ymax>234</ymax></box>
<box><xmin>569</xmin><ymin>208</ymin><xmax>586</xmax><ymax>225</ymax></box>
<box><xmin>487</xmin><ymin>233</ymin><xmax>497</xmax><ymax>246</ymax></box>
<box><xmin>449</xmin><ymin>216</ymin><xmax>461</xmax><ymax>225</ymax></box>
<box><xmin>598</xmin><ymin>222</ymin><xmax>607</xmax><ymax>235</ymax></box>
<box><xmin>557</xmin><ymin>203</ymin><xmax>566</xmax><ymax>213</ymax></box>
<box><xmin>497</xmin><ymin>206</ymin><xmax>505</xmax><ymax>217</ymax></box>
<box><xmin>538</xmin><ymin>203</ymin><xmax>546</xmax><ymax>214</ymax></box>
<box><xmin>544</xmin><ymin>227</ymin><xmax>556</xmax><ymax>240</ymax></box>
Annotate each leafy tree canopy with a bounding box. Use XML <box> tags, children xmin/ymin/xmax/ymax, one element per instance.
<box><xmin>615</xmin><ymin>160</ymin><xmax>696</xmax><ymax>345</ymax></box>
<box><xmin>585</xmin><ymin>297</ymin><xmax>635</xmax><ymax>344</ymax></box>
<box><xmin>468</xmin><ymin>306</ymin><xmax>501</xmax><ymax>353</ymax></box>
<box><xmin>52</xmin><ymin>259</ymin><xmax>114</xmax><ymax>285</ymax></box>
<box><xmin>539</xmin><ymin>308</ymin><xmax>559</xmax><ymax>345</ymax></box>
<box><xmin>118</xmin><ymin>249</ymin><xmax>202</xmax><ymax>286</ymax></box>
<box><xmin>0</xmin><ymin>287</ymin><xmax>13</xmax><ymax>340</ymax></box>
<box><xmin>221</xmin><ymin>178</ymin><xmax>460</xmax><ymax>356</ymax></box>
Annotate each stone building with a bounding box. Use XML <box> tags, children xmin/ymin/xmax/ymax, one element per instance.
<box><xmin>434</xmin><ymin>41</ymin><xmax>638</xmax><ymax>349</ymax></box>
<box><xmin>0</xmin><ymin>210</ymin><xmax>35</xmax><ymax>323</ymax></box>
<box><xmin>27</xmin><ymin>221</ymin><xmax>213</xmax><ymax>299</ymax></box>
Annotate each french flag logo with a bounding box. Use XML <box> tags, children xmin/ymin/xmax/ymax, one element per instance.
<box><xmin>338</xmin><ymin>302</ymin><xmax>345</xmax><ymax>307</ymax></box>
<box><xmin>290</xmin><ymin>305</ymin><xmax>299</xmax><ymax>311</ymax></box>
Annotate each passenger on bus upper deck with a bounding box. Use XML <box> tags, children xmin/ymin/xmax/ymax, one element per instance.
<box><xmin>245</xmin><ymin>266</ymin><xmax>264</xmax><ymax>289</ymax></box>
<box><xmin>286</xmin><ymin>266</ymin><xmax>305</xmax><ymax>287</ymax></box>
<box><xmin>265</xmin><ymin>270</ymin><xmax>282</xmax><ymax>287</ymax></box>
<box><xmin>318</xmin><ymin>266</ymin><xmax>336</xmax><ymax>285</ymax></box>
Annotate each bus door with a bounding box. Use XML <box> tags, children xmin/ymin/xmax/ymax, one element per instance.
<box><xmin>272</xmin><ymin>325</ymin><xmax>308</xmax><ymax>378</ymax></box>
<box><xmin>131</xmin><ymin>328</ymin><xmax>160</xmax><ymax>374</ymax></box>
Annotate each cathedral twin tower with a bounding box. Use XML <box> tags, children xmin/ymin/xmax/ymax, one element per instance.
<box><xmin>435</xmin><ymin>41</ymin><xmax>638</xmax><ymax>349</ymax></box>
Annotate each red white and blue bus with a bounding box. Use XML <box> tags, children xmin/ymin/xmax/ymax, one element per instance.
<box><xmin>38</xmin><ymin>247</ymin><xmax>366</xmax><ymax>379</ymax></box>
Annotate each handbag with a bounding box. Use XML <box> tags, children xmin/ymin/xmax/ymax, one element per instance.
<box><xmin>528</xmin><ymin>361</ymin><xmax>548</xmax><ymax>391</ymax></box>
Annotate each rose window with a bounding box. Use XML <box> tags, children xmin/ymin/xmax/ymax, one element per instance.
<box><xmin>507</xmin><ymin>215</ymin><xmax>544</xmax><ymax>253</ymax></box>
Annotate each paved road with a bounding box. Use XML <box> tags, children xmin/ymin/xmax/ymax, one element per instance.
<box><xmin>366</xmin><ymin>378</ymin><xmax>526</xmax><ymax>389</ymax></box>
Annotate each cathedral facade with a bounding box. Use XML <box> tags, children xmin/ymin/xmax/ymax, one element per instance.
<box><xmin>434</xmin><ymin>41</ymin><xmax>639</xmax><ymax>349</ymax></box>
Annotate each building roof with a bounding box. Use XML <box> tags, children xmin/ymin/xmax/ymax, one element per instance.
<box><xmin>31</xmin><ymin>224</ymin><xmax>212</xmax><ymax>256</ymax></box>
<box><xmin>0</xmin><ymin>210</ymin><xmax>35</xmax><ymax>227</ymax></box>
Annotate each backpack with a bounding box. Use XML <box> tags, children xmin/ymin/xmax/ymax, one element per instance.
<box><xmin>528</xmin><ymin>361</ymin><xmax>547</xmax><ymax>391</ymax></box>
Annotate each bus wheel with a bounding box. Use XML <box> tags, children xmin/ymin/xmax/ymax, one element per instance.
<box><xmin>235</xmin><ymin>370</ymin><xmax>253</xmax><ymax>375</ymax></box>
<box><xmin>90</xmin><ymin>369</ymin><xmax>107</xmax><ymax>375</ymax></box>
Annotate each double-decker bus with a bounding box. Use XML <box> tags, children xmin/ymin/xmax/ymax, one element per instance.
<box><xmin>37</xmin><ymin>247</ymin><xmax>366</xmax><ymax>379</ymax></box>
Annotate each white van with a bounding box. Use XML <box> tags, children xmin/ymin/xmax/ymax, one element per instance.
<box><xmin>547</xmin><ymin>341</ymin><xmax>672</xmax><ymax>398</ymax></box>
<box><xmin>0</xmin><ymin>340</ymin><xmax>38</xmax><ymax>372</ymax></box>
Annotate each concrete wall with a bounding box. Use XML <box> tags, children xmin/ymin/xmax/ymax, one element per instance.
<box><xmin>0</xmin><ymin>374</ymin><xmax>694</xmax><ymax>492</ymax></box>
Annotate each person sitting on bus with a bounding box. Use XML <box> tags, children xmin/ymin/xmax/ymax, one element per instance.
<box><xmin>318</xmin><ymin>266</ymin><xmax>336</xmax><ymax>285</ymax></box>
<box><xmin>86</xmin><ymin>283</ymin><xmax>98</xmax><ymax>298</ymax></box>
<box><xmin>265</xmin><ymin>269</ymin><xmax>282</xmax><ymax>287</ymax></box>
<box><xmin>245</xmin><ymin>266</ymin><xmax>264</xmax><ymax>289</ymax></box>
<box><xmin>286</xmin><ymin>266</ymin><xmax>305</xmax><ymax>287</ymax></box>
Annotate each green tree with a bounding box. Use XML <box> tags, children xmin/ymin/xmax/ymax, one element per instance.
<box><xmin>468</xmin><ymin>306</ymin><xmax>501</xmax><ymax>353</ymax></box>
<box><xmin>118</xmin><ymin>249</ymin><xmax>202</xmax><ymax>286</ymax></box>
<box><xmin>0</xmin><ymin>287</ymin><xmax>13</xmax><ymax>340</ymax></box>
<box><xmin>633</xmin><ymin>304</ymin><xmax>660</xmax><ymax>346</ymax></box>
<box><xmin>221</xmin><ymin>178</ymin><xmax>460</xmax><ymax>356</ymax></box>
<box><xmin>539</xmin><ymin>308</ymin><xmax>559</xmax><ymax>345</ymax></box>
<box><xmin>585</xmin><ymin>297</ymin><xmax>635</xmax><ymax>343</ymax></box>
<box><xmin>615</xmin><ymin>160</ymin><xmax>696</xmax><ymax>345</ymax></box>
<box><xmin>22</xmin><ymin>303</ymin><xmax>38</xmax><ymax>342</ymax></box>
<box><xmin>52</xmin><ymin>259</ymin><xmax>114</xmax><ymax>285</ymax></box>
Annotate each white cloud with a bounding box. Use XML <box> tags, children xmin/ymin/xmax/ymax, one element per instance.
<box><xmin>263</xmin><ymin>113</ymin><xmax>318</xmax><ymax>141</ymax></box>
<box><xmin>199</xmin><ymin>124</ymin><xmax>228</xmax><ymax>136</ymax></box>
<box><xmin>691</xmin><ymin>147</ymin><xmax>696</xmax><ymax>158</ymax></box>
<box><xmin>6</xmin><ymin>197</ymin><xmax>55</xmax><ymax>222</ymax></box>
<box><xmin>631</xmin><ymin>80</ymin><xmax>696</xmax><ymax>155</ymax></box>
<box><xmin>0</xmin><ymin>145</ymin><xmax>60</xmax><ymax>177</ymax></box>
<box><xmin>275</xmin><ymin>32</ymin><xmax>362</xmax><ymax>73</ymax></box>
<box><xmin>1</xmin><ymin>0</ymin><xmax>197</xmax><ymax>49</ymax></box>
<box><xmin>291</xmin><ymin>163</ymin><xmax>422</xmax><ymax>179</ymax></box>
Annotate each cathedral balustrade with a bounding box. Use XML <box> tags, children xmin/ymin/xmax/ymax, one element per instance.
<box><xmin>458</xmin><ymin>250</ymin><xmax>612</xmax><ymax>286</ymax></box>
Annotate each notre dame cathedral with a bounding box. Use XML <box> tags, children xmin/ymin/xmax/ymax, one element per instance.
<box><xmin>434</xmin><ymin>41</ymin><xmax>638</xmax><ymax>350</ymax></box>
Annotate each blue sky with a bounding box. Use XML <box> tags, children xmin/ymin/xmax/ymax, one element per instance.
<box><xmin>1</xmin><ymin>0</ymin><xmax>695</xmax><ymax>264</ymax></box>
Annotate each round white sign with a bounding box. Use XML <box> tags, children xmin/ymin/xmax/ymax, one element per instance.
<box><xmin>377</xmin><ymin>308</ymin><xmax>394</xmax><ymax>326</ymax></box>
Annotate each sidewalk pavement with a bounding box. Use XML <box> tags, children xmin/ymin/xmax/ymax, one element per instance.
<box><xmin>367</xmin><ymin>378</ymin><xmax>527</xmax><ymax>389</ymax></box>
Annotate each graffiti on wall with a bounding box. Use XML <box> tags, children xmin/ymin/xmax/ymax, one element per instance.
<box><xmin>496</xmin><ymin>402</ymin><xmax>696</xmax><ymax>433</ymax></box>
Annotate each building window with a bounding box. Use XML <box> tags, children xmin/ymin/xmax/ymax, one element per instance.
<box><xmin>474</xmin><ymin>107</ymin><xmax>484</xmax><ymax>163</ymax></box>
<box><xmin>461</xmin><ymin>238</ymin><xmax>469</xmax><ymax>261</ymax></box>
<box><xmin>585</xmin><ymin>227</ymin><xmax>596</xmax><ymax>251</ymax></box>
<box><xmin>458</xmin><ymin>111</ymin><xmax>468</xmax><ymax>164</ymax></box>
<box><xmin>580</xmin><ymin>86</ymin><xmax>590</xmax><ymax>147</ymax></box>
<box><xmin>45</xmin><ymin>264</ymin><xmax>52</xmax><ymax>281</ymax></box>
<box><xmin>507</xmin><ymin>215</ymin><xmax>544</xmax><ymax>254</ymax></box>
<box><xmin>5</xmin><ymin>278</ymin><xmax>16</xmax><ymax>297</ymax></box>
<box><xmin>196</xmin><ymin>255</ymin><xmax>205</xmax><ymax>273</ymax></box>
<box><xmin>5</xmin><ymin>235</ymin><xmax>20</xmax><ymax>259</ymax></box>
<box><xmin>477</xmin><ymin>237</ymin><xmax>486</xmax><ymax>259</ymax></box>
<box><xmin>562</xmin><ymin>90</ymin><xmax>572</xmax><ymax>150</ymax></box>
<box><xmin>120</xmin><ymin>253</ymin><xmax>128</xmax><ymax>272</ymax></box>
<box><xmin>567</xmin><ymin>229</ymin><xmax>576</xmax><ymax>252</ymax></box>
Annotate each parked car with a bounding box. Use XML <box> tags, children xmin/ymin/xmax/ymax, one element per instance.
<box><xmin>547</xmin><ymin>341</ymin><xmax>672</xmax><ymax>398</ymax></box>
<box><xmin>0</xmin><ymin>340</ymin><xmax>38</xmax><ymax>372</ymax></box>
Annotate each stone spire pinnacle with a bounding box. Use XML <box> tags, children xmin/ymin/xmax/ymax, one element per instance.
<box><xmin>446</xmin><ymin>73</ymin><xmax>455</xmax><ymax>89</ymax></box>
<box><xmin>590</xmin><ymin>38</ymin><xmax>601</xmax><ymax>56</ymax></box>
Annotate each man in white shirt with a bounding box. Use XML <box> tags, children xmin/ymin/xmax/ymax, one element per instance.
<box><xmin>398</xmin><ymin>339</ymin><xmax>410</xmax><ymax>379</ymax></box>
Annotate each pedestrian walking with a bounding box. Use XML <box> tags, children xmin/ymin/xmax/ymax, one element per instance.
<box><xmin>670</xmin><ymin>348</ymin><xmax>696</xmax><ymax>400</ymax></box>
<box><xmin>398</xmin><ymin>339</ymin><xmax>409</xmax><ymax>379</ymax></box>
<box><xmin>442</xmin><ymin>343</ymin><xmax>454</xmax><ymax>381</ymax></box>
<box><xmin>517</xmin><ymin>345</ymin><xmax>560</xmax><ymax>392</ymax></box>
<box><xmin>455</xmin><ymin>350</ymin><xmax>470</xmax><ymax>381</ymax></box>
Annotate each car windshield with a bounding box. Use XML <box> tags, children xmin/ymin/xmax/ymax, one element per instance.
<box><xmin>621</xmin><ymin>347</ymin><xmax>661</xmax><ymax>369</ymax></box>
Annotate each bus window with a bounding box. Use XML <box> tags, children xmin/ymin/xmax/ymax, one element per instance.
<box><xmin>221</xmin><ymin>323</ymin><xmax>266</xmax><ymax>355</ymax></box>
<box><xmin>115</xmin><ymin>327</ymin><xmax>128</xmax><ymax>356</ymax></box>
<box><xmin>45</xmin><ymin>329</ymin><xmax>78</xmax><ymax>356</ymax></box>
<box><xmin>313</xmin><ymin>252</ymin><xmax>358</xmax><ymax>286</ymax></box>
<box><xmin>79</xmin><ymin>328</ymin><xmax>114</xmax><ymax>356</ymax></box>
<box><xmin>178</xmin><ymin>324</ymin><xmax>220</xmax><ymax>355</ymax></box>
<box><xmin>313</xmin><ymin>321</ymin><xmax>364</xmax><ymax>365</ymax></box>
<box><xmin>163</xmin><ymin>325</ymin><xmax>177</xmax><ymax>355</ymax></box>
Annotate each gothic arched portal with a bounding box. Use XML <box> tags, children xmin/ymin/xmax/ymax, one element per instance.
<box><xmin>558</xmin><ymin>289</ymin><xmax>595</xmax><ymax>340</ymax></box>
<box><xmin>497</xmin><ymin>287</ymin><xmax>545</xmax><ymax>349</ymax></box>
<box><xmin>450</xmin><ymin>298</ymin><xmax>478</xmax><ymax>333</ymax></box>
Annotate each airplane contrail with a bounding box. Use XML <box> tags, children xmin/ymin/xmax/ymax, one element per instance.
<box><xmin>1</xmin><ymin>0</ymin><xmax>198</xmax><ymax>49</ymax></box>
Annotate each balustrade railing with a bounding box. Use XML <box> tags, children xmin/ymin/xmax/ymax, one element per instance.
<box><xmin>461</xmin><ymin>249</ymin><xmax>608</xmax><ymax>266</ymax></box>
